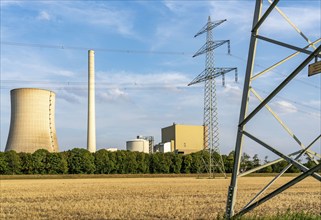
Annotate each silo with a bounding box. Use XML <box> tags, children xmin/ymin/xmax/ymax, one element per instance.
<box><xmin>5</xmin><ymin>88</ymin><xmax>59</xmax><ymax>153</ymax></box>
<box><xmin>126</xmin><ymin>139</ymin><xmax>149</xmax><ymax>153</ymax></box>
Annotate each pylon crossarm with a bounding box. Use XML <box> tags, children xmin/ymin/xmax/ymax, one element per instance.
<box><xmin>233</xmin><ymin>163</ymin><xmax>321</xmax><ymax>219</ymax></box>
<box><xmin>255</xmin><ymin>35</ymin><xmax>320</xmax><ymax>56</ymax></box>
<box><xmin>242</xmin><ymin>131</ymin><xmax>321</xmax><ymax>181</ymax></box>
<box><xmin>250</xmin><ymin>87</ymin><xmax>320</xmax><ymax>163</ymax></box>
<box><xmin>251</xmin><ymin>38</ymin><xmax>321</xmax><ymax>80</ymax></box>
<box><xmin>240</xmin><ymin>44</ymin><xmax>321</xmax><ymax>127</ymax></box>
<box><xmin>252</xmin><ymin>0</ymin><xmax>279</xmax><ymax>32</ymax></box>
<box><xmin>238</xmin><ymin>150</ymin><xmax>301</xmax><ymax>177</ymax></box>
<box><xmin>194</xmin><ymin>19</ymin><xmax>226</xmax><ymax>38</ymax></box>
<box><xmin>193</xmin><ymin>40</ymin><xmax>230</xmax><ymax>58</ymax></box>
<box><xmin>267</xmin><ymin>0</ymin><xmax>317</xmax><ymax>49</ymax></box>
<box><xmin>188</xmin><ymin>67</ymin><xmax>237</xmax><ymax>86</ymax></box>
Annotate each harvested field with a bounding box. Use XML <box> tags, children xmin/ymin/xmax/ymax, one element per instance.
<box><xmin>0</xmin><ymin>176</ymin><xmax>320</xmax><ymax>219</ymax></box>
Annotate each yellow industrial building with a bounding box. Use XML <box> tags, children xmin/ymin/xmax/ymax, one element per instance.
<box><xmin>161</xmin><ymin>124</ymin><xmax>204</xmax><ymax>154</ymax></box>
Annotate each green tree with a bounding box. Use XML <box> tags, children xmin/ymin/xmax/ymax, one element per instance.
<box><xmin>287</xmin><ymin>162</ymin><xmax>301</xmax><ymax>173</ymax></box>
<box><xmin>19</xmin><ymin>152</ymin><xmax>34</xmax><ymax>174</ymax></box>
<box><xmin>160</xmin><ymin>153</ymin><xmax>172</xmax><ymax>173</ymax></box>
<box><xmin>261</xmin><ymin>156</ymin><xmax>272</xmax><ymax>173</ymax></box>
<box><xmin>47</xmin><ymin>153</ymin><xmax>68</xmax><ymax>174</ymax></box>
<box><xmin>94</xmin><ymin>149</ymin><xmax>110</xmax><ymax>174</ymax></box>
<box><xmin>33</xmin><ymin>149</ymin><xmax>50</xmax><ymax>174</ymax></box>
<box><xmin>182</xmin><ymin>154</ymin><xmax>192</xmax><ymax>173</ymax></box>
<box><xmin>191</xmin><ymin>151</ymin><xmax>204</xmax><ymax>173</ymax></box>
<box><xmin>224</xmin><ymin>151</ymin><xmax>234</xmax><ymax>173</ymax></box>
<box><xmin>126</xmin><ymin>151</ymin><xmax>138</xmax><ymax>174</ymax></box>
<box><xmin>0</xmin><ymin>152</ymin><xmax>9</xmax><ymax>174</ymax></box>
<box><xmin>150</xmin><ymin>153</ymin><xmax>161</xmax><ymax>173</ymax></box>
<box><xmin>240</xmin><ymin>152</ymin><xmax>251</xmax><ymax>172</ymax></box>
<box><xmin>170</xmin><ymin>153</ymin><xmax>182</xmax><ymax>174</ymax></box>
<box><xmin>304</xmin><ymin>156</ymin><xmax>316</xmax><ymax>169</ymax></box>
<box><xmin>107</xmin><ymin>151</ymin><xmax>117</xmax><ymax>174</ymax></box>
<box><xmin>136</xmin><ymin>152</ymin><xmax>149</xmax><ymax>173</ymax></box>
<box><xmin>4</xmin><ymin>150</ymin><xmax>21</xmax><ymax>174</ymax></box>
<box><xmin>252</xmin><ymin>154</ymin><xmax>261</xmax><ymax>170</ymax></box>
<box><xmin>272</xmin><ymin>160</ymin><xmax>288</xmax><ymax>173</ymax></box>
<box><xmin>67</xmin><ymin>148</ymin><xmax>95</xmax><ymax>174</ymax></box>
<box><xmin>116</xmin><ymin>151</ymin><xmax>127</xmax><ymax>174</ymax></box>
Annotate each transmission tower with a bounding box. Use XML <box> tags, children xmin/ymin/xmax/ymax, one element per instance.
<box><xmin>226</xmin><ymin>0</ymin><xmax>321</xmax><ymax>218</ymax></box>
<box><xmin>188</xmin><ymin>16</ymin><xmax>237</xmax><ymax>178</ymax></box>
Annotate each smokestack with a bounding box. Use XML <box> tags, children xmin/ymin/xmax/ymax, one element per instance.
<box><xmin>87</xmin><ymin>50</ymin><xmax>96</xmax><ymax>152</ymax></box>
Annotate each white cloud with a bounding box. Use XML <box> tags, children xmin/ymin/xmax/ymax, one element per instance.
<box><xmin>220</xmin><ymin>83</ymin><xmax>242</xmax><ymax>97</ymax></box>
<box><xmin>0</xmin><ymin>1</ymin><xmax>21</xmax><ymax>7</ymax></box>
<box><xmin>209</xmin><ymin>1</ymin><xmax>320</xmax><ymax>41</ymax></box>
<box><xmin>58</xmin><ymin>89</ymin><xmax>83</xmax><ymax>104</ymax></box>
<box><xmin>50</xmin><ymin>2</ymin><xmax>137</xmax><ymax>37</ymax></box>
<box><xmin>261</xmin><ymin>5</ymin><xmax>321</xmax><ymax>39</ymax></box>
<box><xmin>97</xmin><ymin>88</ymin><xmax>129</xmax><ymax>102</ymax></box>
<box><xmin>96</xmin><ymin>71</ymin><xmax>190</xmax><ymax>91</ymax></box>
<box><xmin>271</xmin><ymin>100</ymin><xmax>298</xmax><ymax>114</ymax></box>
<box><xmin>304</xmin><ymin>100</ymin><xmax>321</xmax><ymax>109</ymax></box>
<box><xmin>6</xmin><ymin>1</ymin><xmax>138</xmax><ymax>38</ymax></box>
<box><xmin>37</xmin><ymin>11</ymin><xmax>51</xmax><ymax>21</ymax></box>
<box><xmin>163</xmin><ymin>1</ymin><xmax>203</xmax><ymax>14</ymax></box>
<box><xmin>209</xmin><ymin>1</ymin><xmax>254</xmax><ymax>35</ymax></box>
<box><xmin>1</xmin><ymin>50</ymin><xmax>78</xmax><ymax>81</ymax></box>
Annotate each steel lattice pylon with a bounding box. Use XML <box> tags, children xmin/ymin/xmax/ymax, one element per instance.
<box><xmin>189</xmin><ymin>16</ymin><xmax>237</xmax><ymax>178</ymax></box>
<box><xmin>226</xmin><ymin>0</ymin><xmax>321</xmax><ymax>218</ymax></box>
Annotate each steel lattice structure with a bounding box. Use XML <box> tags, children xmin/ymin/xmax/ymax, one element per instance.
<box><xmin>226</xmin><ymin>0</ymin><xmax>321</xmax><ymax>218</ymax></box>
<box><xmin>189</xmin><ymin>17</ymin><xmax>237</xmax><ymax>178</ymax></box>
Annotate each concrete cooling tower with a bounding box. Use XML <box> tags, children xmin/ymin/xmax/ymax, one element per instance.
<box><xmin>5</xmin><ymin>88</ymin><xmax>59</xmax><ymax>153</ymax></box>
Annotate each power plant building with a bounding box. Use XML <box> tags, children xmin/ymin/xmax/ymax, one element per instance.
<box><xmin>161</xmin><ymin>124</ymin><xmax>204</xmax><ymax>154</ymax></box>
<box><xmin>5</xmin><ymin>88</ymin><xmax>59</xmax><ymax>153</ymax></box>
<box><xmin>126</xmin><ymin>139</ymin><xmax>149</xmax><ymax>153</ymax></box>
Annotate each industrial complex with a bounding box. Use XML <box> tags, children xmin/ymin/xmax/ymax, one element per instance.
<box><xmin>4</xmin><ymin>48</ymin><xmax>206</xmax><ymax>155</ymax></box>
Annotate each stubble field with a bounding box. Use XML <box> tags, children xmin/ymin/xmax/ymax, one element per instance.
<box><xmin>1</xmin><ymin>176</ymin><xmax>320</xmax><ymax>219</ymax></box>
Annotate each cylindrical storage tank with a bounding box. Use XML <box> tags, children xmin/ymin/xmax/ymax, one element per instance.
<box><xmin>126</xmin><ymin>139</ymin><xmax>149</xmax><ymax>153</ymax></box>
<box><xmin>5</xmin><ymin>88</ymin><xmax>59</xmax><ymax>153</ymax></box>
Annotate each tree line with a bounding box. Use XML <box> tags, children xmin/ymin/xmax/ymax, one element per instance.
<box><xmin>0</xmin><ymin>148</ymin><xmax>317</xmax><ymax>175</ymax></box>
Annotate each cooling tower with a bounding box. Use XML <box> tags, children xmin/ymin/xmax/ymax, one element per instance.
<box><xmin>87</xmin><ymin>49</ymin><xmax>96</xmax><ymax>152</ymax></box>
<box><xmin>5</xmin><ymin>88</ymin><xmax>59</xmax><ymax>153</ymax></box>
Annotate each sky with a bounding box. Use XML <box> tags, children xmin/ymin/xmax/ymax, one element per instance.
<box><xmin>1</xmin><ymin>0</ymin><xmax>320</xmax><ymax>159</ymax></box>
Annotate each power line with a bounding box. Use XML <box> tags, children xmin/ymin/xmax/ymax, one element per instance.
<box><xmin>1</xmin><ymin>79</ymin><xmax>319</xmax><ymax>111</ymax></box>
<box><xmin>1</xmin><ymin>41</ymin><xmax>320</xmax><ymax>90</ymax></box>
<box><xmin>1</xmin><ymin>41</ymin><xmax>190</xmax><ymax>55</ymax></box>
<box><xmin>1</xmin><ymin>85</ymin><xmax>319</xmax><ymax>118</ymax></box>
<box><xmin>228</xmin><ymin>53</ymin><xmax>321</xmax><ymax>90</ymax></box>
<box><xmin>253</xmin><ymin>87</ymin><xmax>321</xmax><ymax>112</ymax></box>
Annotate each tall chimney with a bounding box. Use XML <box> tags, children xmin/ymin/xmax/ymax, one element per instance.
<box><xmin>87</xmin><ymin>50</ymin><xmax>96</xmax><ymax>152</ymax></box>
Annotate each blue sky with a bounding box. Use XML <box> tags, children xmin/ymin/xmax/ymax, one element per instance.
<box><xmin>1</xmin><ymin>0</ymin><xmax>320</xmax><ymax>159</ymax></box>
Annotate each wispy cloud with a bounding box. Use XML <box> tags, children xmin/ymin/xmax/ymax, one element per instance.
<box><xmin>260</xmin><ymin>5</ymin><xmax>321</xmax><ymax>40</ymax></box>
<box><xmin>209</xmin><ymin>1</ymin><xmax>254</xmax><ymax>36</ymax></box>
<box><xmin>97</xmin><ymin>88</ymin><xmax>129</xmax><ymax>103</ymax></box>
<box><xmin>37</xmin><ymin>11</ymin><xmax>51</xmax><ymax>21</ymax></box>
<box><xmin>271</xmin><ymin>100</ymin><xmax>298</xmax><ymax>114</ymax></box>
<box><xmin>0</xmin><ymin>1</ymin><xmax>22</xmax><ymax>7</ymax></box>
<box><xmin>47</xmin><ymin>2</ymin><xmax>137</xmax><ymax>37</ymax></box>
